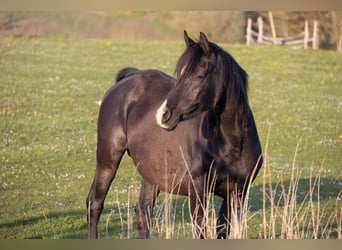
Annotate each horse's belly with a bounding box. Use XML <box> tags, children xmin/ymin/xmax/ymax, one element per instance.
<box><xmin>130</xmin><ymin>141</ymin><xmax>191</xmax><ymax>195</ymax></box>
<box><xmin>127</xmin><ymin>119</ymin><xmax>196</xmax><ymax>195</ymax></box>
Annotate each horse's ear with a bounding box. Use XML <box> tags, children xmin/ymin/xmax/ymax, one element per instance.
<box><xmin>199</xmin><ymin>32</ymin><xmax>210</xmax><ymax>57</ymax></box>
<box><xmin>184</xmin><ymin>30</ymin><xmax>195</xmax><ymax>48</ymax></box>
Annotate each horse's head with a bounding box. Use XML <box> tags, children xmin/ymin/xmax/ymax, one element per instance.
<box><xmin>156</xmin><ymin>31</ymin><xmax>224</xmax><ymax>130</ymax></box>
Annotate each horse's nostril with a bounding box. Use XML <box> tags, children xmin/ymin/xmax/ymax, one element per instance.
<box><xmin>162</xmin><ymin>109</ymin><xmax>172</xmax><ymax>123</ymax></box>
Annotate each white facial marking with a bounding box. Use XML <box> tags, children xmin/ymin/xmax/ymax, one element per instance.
<box><xmin>155</xmin><ymin>100</ymin><xmax>169</xmax><ymax>129</ymax></box>
<box><xmin>180</xmin><ymin>65</ymin><xmax>186</xmax><ymax>77</ymax></box>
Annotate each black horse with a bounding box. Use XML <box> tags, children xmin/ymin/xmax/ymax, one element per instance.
<box><xmin>87</xmin><ymin>31</ymin><xmax>262</xmax><ymax>239</ymax></box>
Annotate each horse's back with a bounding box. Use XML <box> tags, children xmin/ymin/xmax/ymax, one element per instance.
<box><xmin>99</xmin><ymin>69</ymin><xmax>174</xmax><ymax>125</ymax></box>
<box><xmin>97</xmin><ymin>69</ymin><xmax>174</xmax><ymax>162</ymax></box>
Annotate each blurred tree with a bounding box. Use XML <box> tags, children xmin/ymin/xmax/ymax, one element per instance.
<box><xmin>159</xmin><ymin>11</ymin><xmax>246</xmax><ymax>43</ymax></box>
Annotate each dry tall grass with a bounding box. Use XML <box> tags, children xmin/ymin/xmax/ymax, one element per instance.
<box><xmin>105</xmin><ymin>126</ymin><xmax>342</xmax><ymax>239</ymax></box>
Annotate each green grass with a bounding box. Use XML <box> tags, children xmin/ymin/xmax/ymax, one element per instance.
<box><xmin>0</xmin><ymin>37</ymin><xmax>341</xmax><ymax>239</ymax></box>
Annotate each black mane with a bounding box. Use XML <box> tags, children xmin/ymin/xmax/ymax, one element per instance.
<box><xmin>175</xmin><ymin>42</ymin><xmax>249</xmax><ymax>116</ymax></box>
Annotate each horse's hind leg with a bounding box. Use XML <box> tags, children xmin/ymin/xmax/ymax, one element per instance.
<box><xmin>87</xmin><ymin>145</ymin><xmax>125</xmax><ymax>239</ymax></box>
<box><xmin>135</xmin><ymin>180</ymin><xmax>159</xmax><ymax>239</ymax></box>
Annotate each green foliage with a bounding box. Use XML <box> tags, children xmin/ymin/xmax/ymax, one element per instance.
<box><xmin>0</xmin><ymin>37</ymin><xmax>341</xmax><ymax>238</ymax></box>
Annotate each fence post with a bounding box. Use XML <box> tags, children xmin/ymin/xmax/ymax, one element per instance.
<box><xmin>313</xmin><ymin>20</ymin><xmax>319</xmax><ymax>50</ymax></box>
<box><xmin>338</xmin><ymin>18</ymin><xmax>342</xmax><ymax>52</ymax></box>
<box><xmin>268</xmin><ymin>11</ymin><xmax>277</xmax><ymax>44</ymax></box>
<box><xmin>246</xmin><ymin>17</ymin><xmax>252</xmax><ymax>46</ymax></box>
<box><xmin>257</xmin><ymin>16</ymin><xmax>263</xmax><ymax>44</ymax></box>
<box><xmin>304</xmin><ymin>20</ymin><xmax>309</xmax><ymax>50</ymax></box>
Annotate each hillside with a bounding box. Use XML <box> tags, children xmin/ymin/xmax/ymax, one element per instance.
<box><xmin>0</xmin><ymin>11</ymin><xmax>246</xmax><ymax>43</ymax></box>
<box><xmin>1</xmin><ymin>11</ymin><xmax>341</xmax><ymax>49</ymax></box>
<box><xmin>0</xmin><ymin>12</ymin><xmax>181</xmax><ymax>40</ymax></box>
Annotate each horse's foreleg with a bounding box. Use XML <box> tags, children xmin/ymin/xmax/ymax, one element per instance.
<box><xmin>188</xmin><ymin>177</ymin><xmax>207</xmax><ymax>239</ymax></box>
<box><xmin>216</xmin><ymin>182</ymin><xmax>246</xmax><ymax>239</ymax></box>
<box><xmin>216</xmin><ymin>198</ymin><xmax>230</xmax><ymax>239</ymax></box>
<box><xmin>86</xmin><ymin>150</ymin><xmax>125</xmax><ymax>239</ymax></box>
<box><xmin>135</xmin><ymin>180</ymin><xmax>159</xmax><ymax>239</ymax></box>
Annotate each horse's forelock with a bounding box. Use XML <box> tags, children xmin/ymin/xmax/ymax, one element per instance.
<box><xmin>175</xmin><ymin>44</ymin><xmax>202</xmax><ymax>79</ymax></box>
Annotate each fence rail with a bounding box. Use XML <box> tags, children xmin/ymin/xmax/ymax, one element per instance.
<box><xmin>246</xmin><ymin>16</ymin><xmax>319</xmax><ymax>50</ymax></box>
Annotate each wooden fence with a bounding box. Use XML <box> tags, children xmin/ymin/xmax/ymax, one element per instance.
<box><xmin>246</xmin><ymin>16</ymin><xmax>320</xmax><ymax>50</ymax></box>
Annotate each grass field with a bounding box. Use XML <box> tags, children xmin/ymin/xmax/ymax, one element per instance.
<box><xmin>0</xmin><ymin>37</ymin><xmax>341</xmax><ymax>239</ymax></box>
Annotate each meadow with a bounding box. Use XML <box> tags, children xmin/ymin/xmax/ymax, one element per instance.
<box><xmin>0</xmin><ymin>36</ymin><xmax>341</xmax><ymax>239</ymax></box>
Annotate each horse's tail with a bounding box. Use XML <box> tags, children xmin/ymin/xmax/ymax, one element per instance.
<box><xmin>116</xmin><ymin>67</ymin><xmax>139</xmax><ymax>83</ymax></box>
